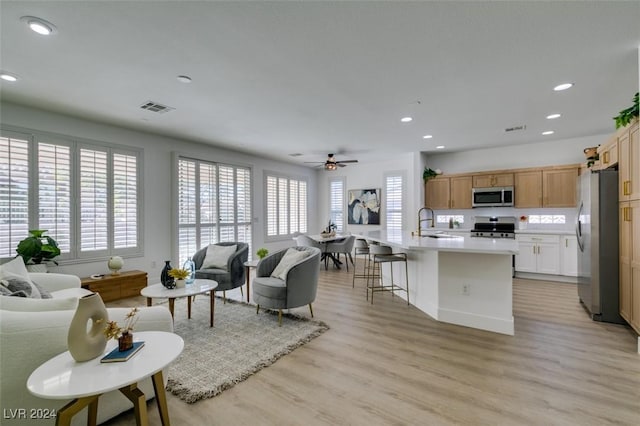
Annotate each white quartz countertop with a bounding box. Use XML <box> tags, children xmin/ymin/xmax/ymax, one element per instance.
<box><xmin>355</xmin><ymin>230</ymin><xmax>519</xmax><ymax>255</ymax></box>
<box><xmin>515</xmin><ymin>229</ymin><xmax>575</xmax><ymax>235</ymax></box>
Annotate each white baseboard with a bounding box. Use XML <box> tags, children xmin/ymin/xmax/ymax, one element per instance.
<box><xmin>515</xmin><ymin>272</ymin><xmax>577</xmax><ymax>284</ymax></box>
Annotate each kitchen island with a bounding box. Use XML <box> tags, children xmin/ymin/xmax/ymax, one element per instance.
<box><xmin>356</xmin><ymin>230</ymin><xmax>519</xmax><ymax>335</ymax></box>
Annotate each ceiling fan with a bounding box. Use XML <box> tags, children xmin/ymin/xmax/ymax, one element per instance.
<box><xmin>305</xmin><ymin>153</ymin><xmax>358</xmax><ymax>170</ymax></box>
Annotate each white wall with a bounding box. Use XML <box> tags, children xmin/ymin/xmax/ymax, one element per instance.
<box><xmin>0</xmin><ymin>102</ymin><xmax>318</xmax><ymax>278</ymax></box>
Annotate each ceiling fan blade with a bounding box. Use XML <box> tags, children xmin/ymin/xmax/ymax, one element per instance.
<box><xmin>303</xmin><ymin>161</ymin><xmax>324</xmax><ymax>164</ymax></box>
<box><xmin>337</xmin><ymin>163</ymin><xmax>347</xmax><ymax>167</ymax></box>
<box><xmin>336</xmin><ymin>160</ymin><xmax>358</xmax><ymax>164</ymax></box>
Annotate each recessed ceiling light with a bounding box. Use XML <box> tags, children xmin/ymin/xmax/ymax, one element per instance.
<box><xmin>176</xmin><ymin>75</ymin><xmax>192</xmax><ymax>83</ymax></box>
<box><xmin>0</xmin><ymin>73</ymin><xmax>18</xmax><ymax>82</ymax></box>
<box><xmin>546</xmin><ymin>113</ymin><xmax>561</xmax><ymax>119</ymax></box>
<box><xmin>436</xmin><ymin>145</ymin><xmax>445</xmax><ymax>149</ymax></box>
<box><xmin>21</xmin><ymin>16</ymin><xmax>57</xmax><ymax>35</ymax></box>
<box><xmin>553</xmin><ymin>83</ymin><xmax>573</xmax><ymax>91</ymax></box>
<box><xmin>422</xmin><ymin>135</ymin><xmax>433</xmax><ymax>139</ymax></box>
<box><xmin>542</xmin><ymin>131</ymin><xmax>554</xmax><ymax>135</ymax></box>
<box><xmin>400</xmin><ymin>117</ymin><xmax>413</xmax><ymax>123</ymax></box>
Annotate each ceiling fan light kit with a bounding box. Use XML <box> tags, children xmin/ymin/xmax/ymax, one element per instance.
<box><xmin>304</xmin><ymin>153</ymin><xmax>358</xmax><ymax>171</ymax></box>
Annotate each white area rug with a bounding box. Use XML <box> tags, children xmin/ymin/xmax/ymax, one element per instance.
<box><xmin>164</xmin><ymin>297</ymin><xmax>329</xmax><ymax>403</ymax></box>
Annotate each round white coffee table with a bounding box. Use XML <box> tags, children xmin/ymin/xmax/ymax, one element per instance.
<box><xmin>27</xmin><ymin>331</ymin><xmax>183</xmax><ymax>426</ymax></box>
<box><xmin>141</xmin><ymin>279</ymin><xmax>218</xmax><ymax>327</ymax></box>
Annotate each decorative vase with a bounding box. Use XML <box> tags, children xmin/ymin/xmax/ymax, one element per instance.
<box><xmin>67</xmin><ymin>293</ymin><xmax>108</xmax><ymax>362</ymax></box>
<box><xmin>176</xmin><ymin>279</ymin><xmax>186</xmax><ymax>288</ymax></box>
<box><xmin>183</xmin><ymin>257</ymin><xmax>196</xmax><ymax>284</ymax></box>
<box><xmin>161</xmin><ymin>260</ymin><xmax>175</xmax><ymax>288</ymax></box>
<box><xmin>118</xmin><ymin>331</ymin><xmax>133</xmax><ymax>352</ymax></box>
<box><xmin>108</xmin><ymin>256</ymin><xmax>124</xmax><ymax>275</ymax></box>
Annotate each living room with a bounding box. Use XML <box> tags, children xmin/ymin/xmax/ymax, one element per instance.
<box><xmin>1</xmin><ymin>1</ymin><xmax>640</xmax><ymax>425</ymax></box>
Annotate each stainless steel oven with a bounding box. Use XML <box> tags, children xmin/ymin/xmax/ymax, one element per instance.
<box><xmin>472</xmin><ymin>186</ymin><xmax>514</xmax><ymax>208</ymax></box>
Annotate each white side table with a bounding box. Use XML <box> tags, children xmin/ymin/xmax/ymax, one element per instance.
<box><xmin>27</xmin><ymin>331</ymin><xmax>183</xmax><ymax>426</ymax></box>
<box><xmin>141</xmin><ymin>279</ymin><xmax>218</xmax><ymax>327</ymax></box>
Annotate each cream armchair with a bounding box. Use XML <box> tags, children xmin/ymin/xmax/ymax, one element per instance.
<box><xmin>0</xmin><ymin>273</ymin><xmax>174</xmax><ymax>426</ymax></box>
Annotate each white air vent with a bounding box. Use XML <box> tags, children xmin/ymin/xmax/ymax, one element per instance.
<box><xmin>289</xmin><ymin>153</ymin><xmax>303</xmax><ymax>157</ymax></box>
<box><xmin>505</xmin><ymin>125</ymin><xmax>526</xmax><ymax>133</ymax></box>
<box><xmin>140</xmin><ymin>101</ymin><xmax>174</xmax><ymax>113</ymax></box>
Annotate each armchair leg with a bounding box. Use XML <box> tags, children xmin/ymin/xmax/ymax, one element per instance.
<box><xmin>256</xmin><ymin>304</ymin><xmax>260</xmax><ymax>314</ymax></box>
<box><xmin>223</xmin><ymin>291</ymin><xmax>226</xmax><ymax>304</ymax></box>
<box><xmin>278</xmin><ymin>309</ymin><xmax>282</xmax><ymax>326</ymax></box>
<box><xmin>308</xmin><ymin>303</ymin><xmax>314</xmax><ymax>318</ymax></box>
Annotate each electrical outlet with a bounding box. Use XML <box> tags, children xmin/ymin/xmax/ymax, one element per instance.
<box><xmin>462</xmin><ymin>284</ymin><xmax>470</xmax><ymax>296</ymax></box>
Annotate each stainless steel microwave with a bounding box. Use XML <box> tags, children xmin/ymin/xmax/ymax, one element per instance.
<box><xmin>472</xmin><ymin>186</ymin><xmax>514</xmax><ymax>207</ymax></box>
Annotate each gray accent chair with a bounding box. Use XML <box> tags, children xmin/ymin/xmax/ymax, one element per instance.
<box><xmin>193</xmin><ymin>242</ymin><xmax>249</xmax><ymax>301</ymax></box>
<box><xmin>326</xmin><ymin>235</ymin><xmax>356</xmax><ymax>271</ymax></box>
<box><xmin>253</xmin><ymin>246</ymin><xmax>321</xmax><ymax>326</ymax></box>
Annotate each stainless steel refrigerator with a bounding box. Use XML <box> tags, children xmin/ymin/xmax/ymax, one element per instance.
<box><xmin>576</xmin><ymin>169</ymin><xmax>623</xmax><ymax>324</ymax></box>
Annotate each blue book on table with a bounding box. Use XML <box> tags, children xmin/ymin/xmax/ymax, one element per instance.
<box><xmin>100</xmin><ymin>341</ymin><xmax>145</xmax><ymax>363</ymax></box>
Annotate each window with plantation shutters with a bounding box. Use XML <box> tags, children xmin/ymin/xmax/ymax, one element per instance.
<box><xmin>265</xmin><ymin>172</ymin><xmax>307</xmax><ymax>239</ymax></box>
<box><xmin>385</xmin><ymin>173</ymin><xmax>404</xmax><ymax>231</ymax></box>
<box><xmin>176</xmin><ymin>157</ymin><xmax>252</xmax><ymax>266</ymax></box>
<box><xmin>0</xmin><ymin>135</ymin><xmax>30</xmax><ymax>258</ymax></box>
<box><xmin>0</xmin><ymin>128</ymin><xmax>142</xmax><ymax>262</ymax></box>
<box><xmin>329</xmin><ymin>177</ymin><xmax>345</xmax><ymax>232</ymax></box>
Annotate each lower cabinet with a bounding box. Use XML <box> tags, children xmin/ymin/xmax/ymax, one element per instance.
<box><xmin>560</xmin><ymin>235</ymin><xmax>578</xmax><ymax>277</ymax></box>
<box><xmin>619</xmin><ymin>200</ymin><xmax>640</xmax><ymax>333</ymax></box>
<box><xmin>81</xmin><ymin>270</ymin><xmax>148</xmax><ymax>302</ymax></box>
<box><xmin>515</xmin><ymin>234</ymin><xmax>560</xmax><ymax>275</ymax></box>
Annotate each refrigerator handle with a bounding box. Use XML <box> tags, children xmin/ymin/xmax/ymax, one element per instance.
<box><xmin>576</xmin><ymin>201</ymin><xmax>585</xmax><ymax>252</ymax></box>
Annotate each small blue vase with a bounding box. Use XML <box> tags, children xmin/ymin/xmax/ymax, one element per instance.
<box><xmin>183</xmin><ymin>257</ymin><xmax>196</xmax><ymax>284</ymax></box>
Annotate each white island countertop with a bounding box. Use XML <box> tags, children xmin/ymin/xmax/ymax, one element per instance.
<box><xmin>357</xmin><ymin>230</ymin><xmax>519</xmax><ymax>255</ymax></box>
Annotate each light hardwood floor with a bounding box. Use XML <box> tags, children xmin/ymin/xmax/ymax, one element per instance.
<box><xmin>105</xmin><ymin>266</ymin><xmax>640</xmax><ymax>425</ymax></box>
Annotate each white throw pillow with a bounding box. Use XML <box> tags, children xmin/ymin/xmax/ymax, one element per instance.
<box><xmin>271</xmin><ymin>248</ymin><xmax>311</xmax><ymax>281</ymax></box>
<box><xmin>0</xmin><ymin>257</ymin><xmax>42</xmax><ymax>298</ymax></box>
<box><xmin>0</xmin><ymin>295</ymin><xmax>78</xmax><ymax>312</ymax></box>
<box><xmin>201</xmin><ymin>244</ymin><xmax>237</xmax><ymax>271</ymax></box>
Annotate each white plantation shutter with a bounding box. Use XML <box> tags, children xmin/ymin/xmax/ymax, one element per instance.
<box><xmin>385</xmin><ymin>173</ymin><xmax>404</xmax><ymax>231</ymax></box>
<box><xmin>113</xmin><ymin>152</ymin><xmax>137</xmax><ymax>249</ymax></box>
<box><xmin>80</xmin><ymin>148</ymin><xmax>108</xmax><ymax>251</ymax></box>
<box><xmin>176</xmin><ymin>157</ymin><xmax>252</xmax><ymax>265</ymax></box>
<box><xmin>265</xmin><ymin>173</ymin><xmax>308</xmax><ymax>239</ymax></box>
<box><xmin>329</xmin><ymin>178</ymin><xmax>345</xmax><ymax>232</ymax></box>
<box><xmin>38</xmin><ymin>143</ymin><xmax>71</xmax><ymax>253</ymax></box>
<box><xmin>0</xmin><ymin>135</ymin><xmax>29</xmax><ymax>258</ymax></box>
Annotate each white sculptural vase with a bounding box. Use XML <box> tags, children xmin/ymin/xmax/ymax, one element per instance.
<box><xmin>67</xmin><ymin>293</ymin><xmax>108</xmax><ymax>362</ymax></box>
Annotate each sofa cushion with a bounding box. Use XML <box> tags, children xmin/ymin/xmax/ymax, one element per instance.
<box><xmin>270</xmin><ymin>248</ymin><xmax>310</xmax><ymax>281</ymax></box>
<box><xmin>0</xmin><ymin>295</ymin><xmax>78</xmax><ymax>311</ymax></box>
<box><xmin>0</xmin><ymin>257</ymin><xmax>42</xmax><ymax>298</ymax></box>
<box><xmin>49</xmin><ymin>287</ymin><xmax>93</xmax><ymax>299</ymax></box>
<box><xmin>201</xmin><ymin>244</ymin><xmax>237</xmax><ymax>271</ymax></box>
<box><xmin>0</xmin><ymin>286</ymin><xmax>27</xmax><ymax>297</ymax></box>
<box><xmin>253</xmin><ymin>276</ymin><xmax>287</xmax><ymax>300</ymax></box>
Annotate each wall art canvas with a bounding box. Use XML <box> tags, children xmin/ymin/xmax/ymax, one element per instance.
<box><xmin>348</xmin><ymin>188</ymin><xmax>381</xmax><ymax>225</ymax></box>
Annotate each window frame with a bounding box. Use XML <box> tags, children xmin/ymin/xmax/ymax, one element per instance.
<box><xmin>0</xmin><ymin>126</ymin><xmax>144</xmax><ymax>263</ymax></box>
<box><xmin>263</xmin><ymin>170</ymin><xmax>308</xmax><ymax>242</ymax></box>
<box><xmin>329</xmin><ymin>176</ymin><xmax>346</xmax><ymax>233</ymax></box>
<box><xmin>384</xmin><ymin>171</ymin><xmax>406</xmax><ymax>231</ymax></box>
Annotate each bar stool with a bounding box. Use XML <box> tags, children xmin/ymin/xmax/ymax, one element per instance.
<box><xmin>352</xmin><ymin>239</ymin><xmax>370</xmax><ymax>288</ymax></box>
<box><xmin>367</xmin><ymin>244</ymin><xmax>409</xmax><ymax>305</ymax></box>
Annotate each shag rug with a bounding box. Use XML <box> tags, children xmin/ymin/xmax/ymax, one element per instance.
<box><xmin>164</xmin><ymin>297</ymin><xmax>329</xmax><ymax>403</ymax></box>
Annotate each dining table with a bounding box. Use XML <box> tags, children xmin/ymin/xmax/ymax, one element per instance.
<box><xmin>306</xmin><ymin>233</ymin><xmax>347</xmax><ymax>270</ymax></box>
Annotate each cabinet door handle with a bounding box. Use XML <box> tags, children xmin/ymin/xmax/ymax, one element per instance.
<box><xmin>566</xmin><ymin>239</ymin><xmax>568</xmax><ymax>248</ymax></box>
<box><xmin>624</xmin><ymin>181</ymin><xmax>631</xmax><ymax>196</ymax></box>
<box><xmin>624</xmin><ymin>206</ymin><xmax>631</xmax><ymax>222</ymax></box>
<box><xmin>603</xmin><ymin>151</ymin><xmax>609</xmax><ymax>164</ymax></box>
<box><xmin>533</xmin><ymin>246</ymin><xmax>536</xmax><ymax>255</ymax></box>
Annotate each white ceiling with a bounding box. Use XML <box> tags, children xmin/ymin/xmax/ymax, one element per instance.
<box><xmin>1</xmin><ymin>1</ymin><xmax>639</xmax><ymax>166</ymax></box>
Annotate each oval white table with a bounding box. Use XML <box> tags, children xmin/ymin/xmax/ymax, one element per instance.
<box><xmin>27</xmin><ymin>331</ymin><xmax>183</xmax><ymax>426</ymax></box>
<box><xmin>141</xmin><ymin>279</ymin><xmax>218</xmax><ymax>327</ymax></box>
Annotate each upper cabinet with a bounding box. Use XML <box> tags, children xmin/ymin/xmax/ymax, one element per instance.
<box><xmin>542</xmin><ymin>167</ymin><xmax>579</xmax><ymax>208</ymax></box>
<box><xmin>619</xmin><ymin>121</ymin><xmax>640</xmax><ymax>202</ymax></box>
<box><xmin>472</xmin><ymin>173</ymin><xmax>514</xmax><ymax>188</ymax></box>
<box><xmin>596</xmin><ymin>133</ymin><xmax>619</xmax><ymax>169</ymax></box>
<box><xmin>425</xmin><ymin>177</ymin><xmax>451</xmax><ymax>209</ymax></box>
<box><xmin>514</xmin><ymin>171</ymin><xmax>543</xmax><ymax>208</ymax></box>
<box><xmin>450</xmin><ymin>176</ymin><xmax>473</xmax><ymax>209</ymax></box>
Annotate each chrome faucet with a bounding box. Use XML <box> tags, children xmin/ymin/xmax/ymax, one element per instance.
<box><xmin>417</xmin><ymin>207</ymin><xmax>434</xmax><ymax>236</ymax></box>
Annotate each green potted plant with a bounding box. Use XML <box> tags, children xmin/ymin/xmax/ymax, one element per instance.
<box><xmin>256</xmin><ymin>248</ymin><xmax>269</xmax><ymax>259</ymax></box>
<box><xmin>16</xmin><ymin>229</ymin><xmax>60</xmax><ymax>271</ymax></box>
<box><xmin>423</xmin><ymin>167</ymin><xmax>442</xmax><ymax>183</ymax></box>
<box><xmin>613</xmin><ymin>92</ymin><xmax>639</xmax><ymax>129</ymax></box>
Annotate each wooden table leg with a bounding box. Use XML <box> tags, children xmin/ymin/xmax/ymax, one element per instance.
<box><xmin>187</xmin><ymin>296</ymin><xmax>192</xmax><ymax>319</ymax></box>
<box><xmin>119</xmin><ymin>383</ymin><xmax>148</xmax><ymax>426</ymax></box>
<box><xmin>55</xmin><ymin>395</ymin><xmax>100</xmax><ymax>426</ymax></box>
<box><xmin>245</xmin><ymin>266</ymin><xmax>251</xmax><ymax>303</ymax></box>
<box><xmin>168</xmin><ymin>298</ymin><xmax>175</xmax><ymax>319</ymax></box>
<box><xmin>210</xmin><ymin>290</ymin><xmax>215</xmax><ymax>327</ymax></box>
<box><xmin>152</xmin><ymin>371</ymin><xmax>171</xmax><ymax>426</ymax></box>
<box><xmin>146</xmin><ymin>297</ymin><xmax>152</xmax><ymax>307</ymax></box>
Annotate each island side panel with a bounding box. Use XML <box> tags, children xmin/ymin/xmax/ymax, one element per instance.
<box><xmin>406</xmin><ymin>249</ymin><xmax>440</xmax><ymax>320</ymax></box>
<box><xmin>437</xmin><ymin>252</ymin><xmax>514</xmax><ymax>335</ymax></box>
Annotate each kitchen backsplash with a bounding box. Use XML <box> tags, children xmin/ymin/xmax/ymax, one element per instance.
<box><xmin>433</xmin><ymin>207</ymin><xmax>576</xmax><ymax>231</ymax></box>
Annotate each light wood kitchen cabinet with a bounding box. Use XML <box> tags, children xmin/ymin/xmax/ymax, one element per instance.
<box><xmin>618</xmin><ymin>121</ymin><xmax>639</xmax><ymax>202</ymax></box>
<box><xmin>619</xmin><ymin>199</ymin><xmax>640</xmax><ymax>333</ymax></box>
<box><xmin>560</xmin><ymin>235</ymin><xmax>578</xmax><ymax>277</ymax></box>
<box><xmin>515</xmin><ymin>234</ymin><xmax>560</xmax><ymax>275</ymax></box>
<box><xmin>514</xmin><ymin>170</ymin><xmax>542</xmax><ymax>208</ymax></box>
<box><xmin>596</xmin><ymin>133</ymin><xmax>618</xmax><ymax>169</ymax></box>
<box><xmin>472</xmin><ymin>173</ymin><xmax>514</xmax><ymax>188</ymax></box>
<box><xmin>450</xmin><ymin>176</ymin><xmax>472</xmax><ymax>209</ymax></box>
<box><xmin>425</xmin><ymin>177</ymin><xmax>450</xmax><ymax>210</ymax></box>
<box><xmin>425</xmin><ymin>175</ymin><xmax>472</xmax><ymax>209</ymax></box>
<box><xmin>542</xmin><ymin>167</ymin><xmax>578</xmax><ymax>207</ymax></box>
